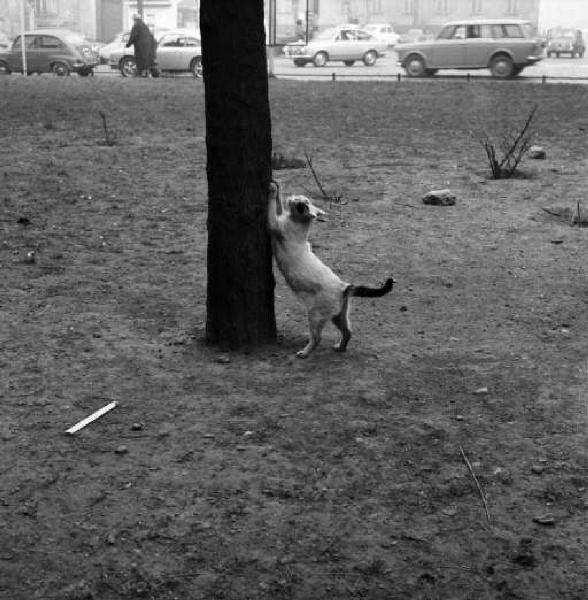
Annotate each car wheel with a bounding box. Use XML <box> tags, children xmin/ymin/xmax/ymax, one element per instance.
<box><xmin>120</xmin><ymin>57</ymin><xmax>136</xmax><ymax>77</ymax></box>
<box><xmin>52</xmin><ymin>61</ymin><xmax>70</xmax><ymax>76</ymax></box>
<box><xmin>313</xmin><ymin>52</ymin><xmax>328</xmax><ymax>67</ymax></box>
<box><xmin>344</xmin><ymin>60</ymin><xmax>355</xmax><ymax>67</ymax></box>
<box><xmin>293</xmin><ymin>59</ymin><xmax>307</xmax><ymax>67</ymax></box>
<box><xmin>190</xmin><ymin>57</ymin><xmax>203</xmax><ymax>78</ymax></box>
<box><xmin>405</xmin><ymin>55</ymin><xmax>426</xmax><ymax>77</ymax></box>
<box><xmin>490</xmin><ymin>54</ymin><xmax>514</xmax><ymax>78</ymax></box>
<box><xmin>363</xmin><ymin>50</ymin><xmax>377</xmax><ymax>66</ymax></box>
<box><xmin>0</xmin><ymin>60</ymin><xmax>11</xmax><ymax>75</ymax></box>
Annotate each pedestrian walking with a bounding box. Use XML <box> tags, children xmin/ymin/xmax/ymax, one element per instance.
<box><xmin>126</xmin><ymin>13</ymin><xmax>156</xmax><ymax>77</ymax></box>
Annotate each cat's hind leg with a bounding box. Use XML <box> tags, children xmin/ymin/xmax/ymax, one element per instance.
<box><xmin>297</xmin><ymin>310</ymin><xmax>328</xmax><ymax>358</ymax></box>
<box><xmin>332</xmin><ymin>300</ymin><xmax>352</xmax><ymax>352</ymax></box>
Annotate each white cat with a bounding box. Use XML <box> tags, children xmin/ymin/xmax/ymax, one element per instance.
<box><xmin>268</xmin><ymin>181</ymin><xmax>394</xmax><ymax>358</ymax></box>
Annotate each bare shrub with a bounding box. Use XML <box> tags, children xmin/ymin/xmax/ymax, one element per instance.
<box><xmin>479</xmin><ymin>104</ymin><xmax>538</xmax><ymax>179</ymax></box>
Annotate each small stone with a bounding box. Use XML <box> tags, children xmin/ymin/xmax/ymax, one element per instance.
<box><xmin>455</xmin><ymin>414</ymin><xmax>464</xmax><ymax>421</ymax></box>
<box><xmin>114</xmin><ymin>445</ymin><xmax>128</xmax><ymax>455</ymax></box>
<box><xmin>236</xmin><ymin>445</ymin><xmax>247</xmax><ymax>451</ymax></box>
<box><xmin>216</xmin><ymin>355</ymin><xmax>231</xmax><ymax>364</ymax></box>
<box><xmin>422</xmin><ymin>189</ymin><xmax>456</xmax><ymax>206</ymax></box>
<box><xmin>533</xmin><ymin>513</ymin><xmax>555</xmax><ymax>526</ymax></box>
<box><xmin>131</xmin><ymin>422</ymin><xmax>143</xmax><ymax>431</ymax></box>
<box><xmin>473</xmin><ymin>387</ymin><xmax>489</xmax><ymax>395</ymax></box>
<box><xmin>24</xmin><ymin>251</ymin><xmax>36</xmax><ymax>264</ymax></box>
<box><xmin>531</xmin><ymin>465</ymin><xmax>545</xmax><ymax>475</ymax></box>
<box><xmin>528</xmin><ymin>145</ymin><xmax>546</xmax><ymax>159</ymax></box>
<box><xmin>399</xmin><ymin>305</ymin><xmax>408</xmax><ymax>312</ymax></box>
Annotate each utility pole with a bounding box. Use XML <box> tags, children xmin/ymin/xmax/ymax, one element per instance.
<box><xmin>20</xmin><ymin>0</ymin><xmax>27</xmax><ymax>75</ymax></box>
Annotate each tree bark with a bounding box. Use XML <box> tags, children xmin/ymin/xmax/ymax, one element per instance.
<box><xmin>201</xmin><ymin>0</ymin><xmax>276</xmax><ymax>349</ymax></box>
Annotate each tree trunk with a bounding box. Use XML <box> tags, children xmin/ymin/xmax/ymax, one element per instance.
<box><xmin>201</xmin><ymin>0</ymin><xmax>276</xmax><ymax>349</ymax></box>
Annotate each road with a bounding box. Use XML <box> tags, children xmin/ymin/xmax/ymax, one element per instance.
<box><xmin>270</xmin><ymin>51</ymin><xmax>588</xmax><ymax>83</ymax></box>
<box><xmin>94</xmin><ymin>52</ymin><xmax>588</xmax><ymax>83</ymax></box>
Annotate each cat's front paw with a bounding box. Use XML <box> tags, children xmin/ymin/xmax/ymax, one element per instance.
<box><xmin>333</xmin><ymin>344</ymin><xmax>347</xmax><ymax>353</ymax></box>
<box><xmin>296</xmin><ymin>350</ymin><xmax>309</xmax><ymax>359</ymax></box>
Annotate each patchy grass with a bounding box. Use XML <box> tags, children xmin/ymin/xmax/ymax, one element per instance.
<box><xmin>1</xmin><ymin>75</ymin><xmax>587</xmax><ymax>600</ymax></box>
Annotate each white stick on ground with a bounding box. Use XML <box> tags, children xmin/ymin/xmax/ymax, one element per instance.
<box><xmin>66</xmin><ymin>401</ymin><xmax>118</xmax><ymax>435</ymax></box>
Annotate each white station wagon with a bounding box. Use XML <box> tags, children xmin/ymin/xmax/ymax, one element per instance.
<box><xmin>396</xmin><ymin>19</ymin><xmax>544</xmax><ymax>78</ymax></box>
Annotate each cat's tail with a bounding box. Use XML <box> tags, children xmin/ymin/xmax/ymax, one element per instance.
<box><xmin>346</xmin><ymin>277</ymin><xmax>395</xmax><ymax>298</ymax></box>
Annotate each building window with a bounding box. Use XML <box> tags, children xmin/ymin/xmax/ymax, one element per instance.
<box><xmin>472</xmin><ymin>0</ymin><xmax>483</xmax><ymax>14</ymax></box>
<box><xmin>507</xmin><ymin>0</ymin><xmax>518</xmax><ymax>15</ymax></box>
<box><xmin>34</xmin><ymin>0</ymin><xmax>59</xmax><ymax>15</ymax></box>
<box><xmin>372</xmin><ymin>0</ymin><xmax>383</xmax><ymax>13</ymax></box>
<box><xmin>435</xmin><ymin>0</ymin><xmax>449</xmax><ymax>14</ymax></box>
<box><xmin>403</xmin><ymin>0</ymin><xmax>413</xmax><ymax>15</ymax></box>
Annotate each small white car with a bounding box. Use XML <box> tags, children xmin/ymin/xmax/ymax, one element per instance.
<box><xmin>108</xmin><ymin>29</ymin><xmax>201</xmax><ymax>77</ymax></box>
<box><xmin>363</xmin><ymin>23</ymin><xmax>399</xmax><ymax>47</ymax></box>
<box><xmin>289</xmin><ymin>26</ymin><xmax>387</xmax><ymax>67</ymax></box>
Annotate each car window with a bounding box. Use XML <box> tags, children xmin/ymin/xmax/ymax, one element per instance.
<box><xmin>467</xmin><ymin>25</ymin><xmax>480</xmax><ymax>38</ymax></box>
<box><xmin>437</xmin><ymin>25</ymin><xmax>456</xmax><ymax>40</ymax></box>
<box><xmin>39</xmin><ymin>36</ymin><xmax>63</xmax><ymax>49</ymax></box>
<box><xmin>502</xmin><ymin>24</ymin><xmax>523</xmax><ymax>38</ymax></box>
<box><xmin>13</xmin><ymin>35</ymin><xmax>37</xmax><ymax>49</ymax></box>
<box><xmin>480</xmin><ymin>24</ymin><xmax>494</xmax><ymax>38</ymax></box>
<box><xmin>356</xmin><ymin>31</ymin><xmax>372</xmax><ymax>40</ymax></box>
<box><xmin>453</xmin><ymin>25</ymin><xmax>467</xmax><ymax>39</ymax></box>
<box><xmin>180</xmin><ymin>37</ymin><xmax>199</xmax><ymax>47</ymax></box>
<box><xmin>490</xmin><ymin>25</ymin><xmax>503</xmax><ymax>38</ymax></box>
<box><xmin>160</xmin><ymin>35</ymin><xmax>180</xmax><ymax>47</ymax></box>
<box><xmin>338</xmin><ymin>30</ymin><xmax>356</xmax><ymax>41</ymax></box>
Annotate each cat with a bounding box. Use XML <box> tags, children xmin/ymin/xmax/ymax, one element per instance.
<box><xmin>268</xmin><ymin>181</ymin><xmax>394</xmax><ymax>358</ymax></box>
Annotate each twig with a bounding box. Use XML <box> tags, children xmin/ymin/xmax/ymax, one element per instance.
<box><xmin>498</xmin><ymin>104</ymin><xmax>537</xmax><ymax>171</ymax></box>
<box><xmin>459</xmin><ymin>444</ymin><xmax>491</xmax><ymax>523</ymax></box>
<box><xmin>304</xmin><ymin>151</ymin><xmax>330</xmax><ymax>201</ymax></box>
<box><xmin>98</xmin><ymin>110</ymin><xmax>117</xmax><ymax>146</ymax></box>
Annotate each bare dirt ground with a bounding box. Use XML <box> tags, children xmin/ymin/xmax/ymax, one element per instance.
<box><xmin>1</xmin><ymin>75</ymin><xmax>587</xmax><ymax>600</ymax></box>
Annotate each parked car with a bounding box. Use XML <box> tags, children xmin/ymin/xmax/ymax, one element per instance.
<box><xmin>0</xmin><ymin>32</ymin><xmax>10</xmax><ymax>49</ymax></box>
<box><xmin>108</xmin><ymin>29</ymin><xmax>201</xmax><ymax>77</ymax></box>
<box><xmin>363</xmin><ymin>23</ymin><xmax>399</xmax><ymax>47</ymax></box>
<box><xmin>0</xmin><ymin>29</ymin><xmax>99</xmax><ymax>76</ymax></box>
<box><xmin>396</xmin><ymin>19</ymin><xmax>545</xmax><ymax>78</ymax></box>
<box><xmin>546</xmin><ymin>29</ymin><xmax>585</xmax><ymax>58</ymax></box>
<box><xmin>288</xmin><ymin>25</ymin><xmax>387</xmax><ymax>67</ymax></box>
<box><xmin>98</xmin><ymin>32</ymin><xmax>129</xmax><ymax>64</ymax></box>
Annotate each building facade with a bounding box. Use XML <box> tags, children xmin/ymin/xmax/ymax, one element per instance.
<box><xmin>0</xmin><ymin>1</ymin><xmax>541</xmax><ymax>43</ymax></box>
<box><xmin>0</xmin><ymin>0</ymin><xmax>198</xmax><ymax>42</ymax></box>
<box><xmin>265</xmin><ymin>0</ymin><xmax>540</xmax><ymax>38</ymax></box>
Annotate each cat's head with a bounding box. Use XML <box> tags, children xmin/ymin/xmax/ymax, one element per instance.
<box><xmin>286</xmin><ymin>195</ymin><xmax>326</xmax><ymax>222</ymax></box>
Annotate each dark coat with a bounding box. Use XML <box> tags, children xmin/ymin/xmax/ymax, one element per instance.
<box><xmin>126</xmin><ymin>19</ymin><xmax>156</xmax><ymax>72</ymax></box>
